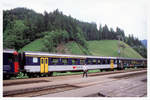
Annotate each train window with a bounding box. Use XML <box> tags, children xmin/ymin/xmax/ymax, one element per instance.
<box><xmin>123</xmin><ymin>60</ymin><xmax>126</xmax><ymax>64</ymax></box>
<box><xmin>71</xmin><ymin>59</ymin><xmax>77</xmax><ymax>65</ymax></box>
<box><xmin>115</xmin><ymin>60</ymin><xmax>117</xmax><ymax>64</ymax></box>
<box><xmin>8</xmin><ymin>55</ymin><xmax>13</xmax><ymax>63</ymax></box>
<box><xmin>86</xmin><ymin>59</ymin><xmax>91</xmax><ymax>64</ymax></box>
<box><xmin>119</xmin><ymin>60</ymin><xmax>121</xmax><ymax>63</ymax></box>
<box><xmin>92</xmin><ymin>59</ymin><xmax>97</xmax><ymax>64</ymax></box>
<box><xmin>128</xmin><ymin>61</ymin><xmax>131</xmax><ymax>64</ymax></box>
<box><xmin>104</xmin><ymin>59</ymin><xmax>108</xmax><ymax>64</ymax></box>
<box><xmin>103</xmin><ymin>59</ymin><xmax>110</xmax><ymax>64</ymax></box>
<box><xmin>97</xmin><ymin>59</ymin><xmax>101</xmax><ymax>64</ymax></box>
<box><xmin>3</xmin><ymin>54</ymin><xmax>14</xmax><ymax>65</ymax></box>
<box><xmin>80</xmin><ymin>59</ymin><xmax>85</xmax><ymax>65</ymax></box>
<box><xmin>72</xmin><ymin>59</ymin><xmax>76</xmax><ymax>65</ymax></box>
<box><xmin>52</xmin><ymin>58</ymin><xmax>59</xmax><ymax>65</ymax></box>
<box><xmin>33</xmin><ymin>57</ymin><xmax>38</xmax><ymax>63</ymax></box>
<box><xmin>57</xmin><ymin>58</ymin><xmax>62</xmax><ymax>65</ymax></box>
<box><xmin>41</xmin><ymin>59</ymin><xmax>43</xmax><ymax>64</ymax></box>
<box><xmin>68</xmin><ymin>59</ymin><xmax>72</xmax><ymax>65</ymax></box>
<box><xmin>45</xmin><ymin>59</ymin><xmax>47</xmax><ymax>64</ymax></box>
<box><xmin>114</xmin><ymin>60</ymin><xmax>117</xmax><ymax>64</ymax></box>
<box><xmin>49</xmin><ymin>58</ymin><xmax>52</xmax><ymax>65</ymax></box>
<box><xmin>101</xmin><ymin>59</ymin><xmax>105</xmax><ymax>64</ymax></box>
<box><xmin>74</xmin><ymin>59</ymin><xmax>80</xmax><ymax>65</ymax></box>
<box><xmin>126</xmin><ymin>60</ymin><xmax>128</xmax><ymax>64</ymax></box>
<box><xmin>62</xmin><ymin>59</ymin><xmax>68</xmax><ymax>65</ymax></box>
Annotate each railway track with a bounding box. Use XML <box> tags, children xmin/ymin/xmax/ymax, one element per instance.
<box><xmin>3</xmin><ymin>68</ymin><xmax>147</xmax><ymax>97</ymax></box>
<box><xmin>3</xmin><ymin>68</ymin><xmax>146</xmax><ymax>86</ymax></box>
<box><xmin>4</xmin><ymin>84</ymin><xmax>80</xmax><ymax>97</ymax></box>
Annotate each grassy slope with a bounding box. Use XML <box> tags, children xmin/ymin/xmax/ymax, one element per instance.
<box><xmin>20</xmin><ymin>39</ymin><xmax>143</xmax><ymax>58</ymax></box>
<box><xmin>19</xmin><ymin>38</ymin><xmax>45</xmax><ymax>52</ymax></box>
<box><xmin>65</xmin><ymin>42</ymin><xmax>91</xmax><ymax>55</ymax></box>
<box><xmin>87</xmin><ymin>40</ymin><xmax>142</xmax><ymax>58</ymax></box>
<box><xmin>65</xmin><ymin>42</ymin><xmax>84</xmax><ymax>55</ymax></box>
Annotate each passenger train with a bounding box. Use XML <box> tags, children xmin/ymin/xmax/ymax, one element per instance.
<box><xmin>3</xmin><ymin>49</ymin><xmax>147</xmax><ymax>79</ymax></box>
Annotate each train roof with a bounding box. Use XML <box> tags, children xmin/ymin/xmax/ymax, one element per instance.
<box><xmin>23</xmin><ymin>51</ymin><xmax>117</xmax><ymax>59</ymax></box>
<box><xmin>3</xmin><ymin>50</ymin><xmax>146</xmax><ymax>60</ymax></box>
<box><xmin>24</xmin><ymin>51</ymin><xmax>147</xmax><ymax>60</ymax></box>
<box><xmin>117</xmin><ymin>57</ymin><xmax>147</xmax><ymax>61</ymax></box>
<box><xmin>22</xmin><ymin>51</ymin><xmax>147</xmax><ymax>60</ymax></box>
<box><xmin>3</xmin><ymin>49</ymin><xmax>16</xmax><ymax>53</ymax></box>
<box><xmin>23</xmin><ymin>51</ymin><xmax>147</xmax><ymax>60</ymax></box>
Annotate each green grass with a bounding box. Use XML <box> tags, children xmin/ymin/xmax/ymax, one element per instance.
<box><xmin>87</xmin><ymin>40</ymin><xmax>143</xmax><ymax>58</ymax></box>
<box><xmin>88</xmin><ymin>69</ymin><xmax>100</xmax><ymax>73</ymax></box>
<box><xmin>87</xmin><ymin>40</ymin><xmax>119</xmax><ymax>56</ymax></box>
<box><xmin>19</xmin><ymin>38</ymin><xmax>45</xmax><ymax>52</ymax></box>
<box><xmin>65</xmin><ymin>41</ymin><xmax>85</xmax><ymax>55</ymax></box>
<box><xmin>53</xmin><ymin>70</ymin><xmax>100</xmax><ymax>76</ymax></box>
<box><xmin>20</xmin><ymin>39</ymin><xmax>143</xmax><ymax>58</ymax></box>
<box><xmin>53</xmin><ymin>71</ymin><xmax>83</xmax><ymax>76</ymax></box>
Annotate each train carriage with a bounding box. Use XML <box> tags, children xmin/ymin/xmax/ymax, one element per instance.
<box><xmin>21</xmin><ymin>51</ymin><xmax>118</xmax><ymax>76</ymax></box>
<box><xmin>3</xmin><ymin>49</ymin><xmax>147</xmax><ymax>79</ymax></box>
<box><xmin>117</xmin><ymin>57</ymin><xmax>147</xmax><ymax>69</ymax></box>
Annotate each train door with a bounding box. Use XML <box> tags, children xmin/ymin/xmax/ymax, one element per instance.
<box><xmin>40</xmin><ymin>57</ymin><xmax>48</xmax><ymax>73</ymax></box>
<box><xmin>110</xmin><ymin>59</ymin><xmax>114</xmax><ymax>69</ymax></box>
<box><xmin>45</xmin><ymin>58</ymin><xmax>48</xmax><ymax>73</ymax></box>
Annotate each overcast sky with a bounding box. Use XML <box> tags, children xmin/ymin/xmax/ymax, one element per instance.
<box><xmin>1</xmin><ymin>0</ymin><xmax>147</xmax><ymax>40</ymax></box>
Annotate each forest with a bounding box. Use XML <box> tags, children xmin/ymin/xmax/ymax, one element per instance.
<box><xmin>3</xmin><ymin>7</ymin><xmax>147</xmax><ymax>58</ymax></box>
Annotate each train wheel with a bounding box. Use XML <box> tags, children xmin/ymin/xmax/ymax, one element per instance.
<box><xmin>3</xmin><ymin>74</ymin><xmax>10</xmax><ymax>80</ymax></box>
<box><xmin>27</xmin><ymin>73</ymin><xmax>33</xmax><ymax>78</ymax></box>
<box><xmin>99</xmin><ymin>69</ymin><xmax>102</xmax><ymax>72</ymax></box>
<box><xmin>110</xmin><ymin>68</ymin><xmax>114</xmax><ymax>71</ymax></box>
<box><xmin>33</xmin><ymin>73</ymin><xmax>38</xmax><ymax>77</ymax></box>
<box><xmin>102</xmin><ymin>69</ymin><xmax>106</xmax><ymax>72</ymax></box>
<box><xmin>48</xmin><ymin>72</ymin><xmax>53</xmax><ymax>76</ymax></box>
<box><xmin>45</xmin><ymin>74</ymin><xmax>49</xmax><ymax>77</ymax></box>
<box><xmin>40</xmin><ymin>74</ymin><xmax>45</xmax><ymax>77</ymax></box>
<box><xmin>36</xmin><ymin>74</ymin><xmax>40</xmax><ymax>78</ymax></box>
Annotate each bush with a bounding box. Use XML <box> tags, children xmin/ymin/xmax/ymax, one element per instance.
<box><xmin>42</xmin><ymin>30</ymin><xmax>70</xmax><ymax>52</ymax></box>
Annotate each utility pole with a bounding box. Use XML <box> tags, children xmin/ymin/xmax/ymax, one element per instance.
<box><xmin>122</xmin><ymin>44</ymin><xmax>126</xmax><ymax>57</ymax></box>
<box><xmin>117</xmin><ymin>35</ymin><xmax>121</xmax><ymax>57</ymax></box>
<box><xmin>117</xmin><ymin>35</ymin><xmax>126</xmax><ymax>57</ymax></box>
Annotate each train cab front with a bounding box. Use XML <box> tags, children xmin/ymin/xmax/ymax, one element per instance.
<box><xmin>3</xmin><ymin>50</ymin><xmax>20</xmax><ymax>79</ymax></box>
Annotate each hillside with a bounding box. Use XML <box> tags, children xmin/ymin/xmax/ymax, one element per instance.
<box><xmin>20</xmin><ymin>39</ymin><xmax>143</xmax><ymax>58</ymax></box>
<box><xmin>87</xmin><ymin>40</ymin><xmax>142</xmax><ymax>58</ymax></box>
<box><xmin>19</xmin><ymin>38</ymin><xmax>45</xmax><ymax>52</ymax></box>
<box><xmin>4</xmin><ymin>8</ymin><xmax>146</xmax><ymax>58</ymax></box>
